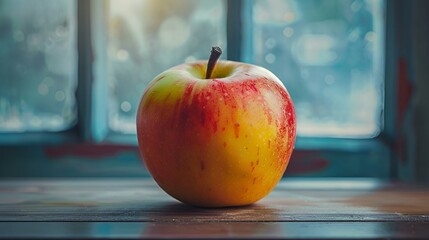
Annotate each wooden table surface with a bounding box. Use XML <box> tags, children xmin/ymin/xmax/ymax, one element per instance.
<box><xmin>0</xmin><ymin>178</ymin><xmax>429</xmax><ymax>239</ymax></box>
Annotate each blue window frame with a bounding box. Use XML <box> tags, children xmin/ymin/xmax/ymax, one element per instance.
<box><xmin>0</xmin><ymin>0</ymin><xmax>405</xmax><ymax>179</ymax></box>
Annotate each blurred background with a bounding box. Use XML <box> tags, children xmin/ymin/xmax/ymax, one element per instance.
<box><xmin>0</xmin><ymin>0</ymin><xmax>428</xmax><ymax>181</ymax></box>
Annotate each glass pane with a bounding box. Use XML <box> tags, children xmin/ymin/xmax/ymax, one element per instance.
<box><xmin>0</xmin><ymin>0</ymin><xmax>77</xmax><ymax>132</ymax></box>
<box><xmin>252</xmin><ymin>0</ymin><xmax>385</xmax><ymax>137</ymax></box>
<box><xmin>106</xmin><ymin>0</ymin><xmax>227</xmax><ymax>134</ymax></box>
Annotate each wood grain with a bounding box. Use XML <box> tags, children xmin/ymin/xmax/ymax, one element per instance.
<box><xmin>0</xmin><ymin>178</ymin><xmax>428</xmax><ymax>239</ymax></box>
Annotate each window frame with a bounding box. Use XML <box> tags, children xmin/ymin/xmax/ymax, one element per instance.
<box><xmin>0</xmin><ymin>0</ymin><xmax>398</xmax><ymax>179</ymax></box>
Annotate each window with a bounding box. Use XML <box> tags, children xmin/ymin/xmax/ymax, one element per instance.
<box><xmin>95</xmin><ymin>0</ymin><xmax>385</xmax><ymax>139</ymax></box>
<box><xmin>0</xmin><ymin>0</ymin><xmax>392</xmax><ymax>178</ymax></box>
<box><xmin>251</xmin><ymin>0</ymin><xmax>385</xmax><ymax>138</ymax></box>
<box><xmin>104</xmin><ymin>0</ymin><xmax>226</xmax><ymax>134</ymax></box>
<box><xmin>0</xmin><ymin>0</ymin><xmax>77</xmax><ymax>132</ymax></box>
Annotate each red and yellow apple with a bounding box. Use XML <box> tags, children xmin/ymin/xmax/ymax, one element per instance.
<box><xmin>137</xmin><ymin>47</ymin><xmax>296</xmax><ymax>207</ymax></box>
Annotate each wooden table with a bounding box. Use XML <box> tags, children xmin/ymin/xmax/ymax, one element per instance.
<box><xmin>1</xmin><ymin>178</ymin><xmax>429</xmax><ymax>239</ymax></box>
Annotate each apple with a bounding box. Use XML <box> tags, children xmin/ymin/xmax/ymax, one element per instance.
<box><xmin>137</xmin><ymin>47</ymin><xmax>296</xmax><ymax>207</ymax></box>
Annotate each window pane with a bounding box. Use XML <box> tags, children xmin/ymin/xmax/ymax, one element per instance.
<box><xmin>252</xmin><ymin>0</ymin><xmax>385</xmax><ymax>137</ymax></box>
<box><xmin>0</xmin><ymin>0</ymin><xmax>77</xmax><ymax>132</ymax></box>
<box><xmin>106</xmin><ymin>0</ymin><xmax>227</xmax><ymax>134</ymax></box>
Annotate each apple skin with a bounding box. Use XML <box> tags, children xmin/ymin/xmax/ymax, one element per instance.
<box><xmin>137</xmin><ymin>60</ymin><xmax>296</xmax><ymax>207</ymax></box>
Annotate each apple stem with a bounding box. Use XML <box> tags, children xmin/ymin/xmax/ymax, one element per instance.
<box><xmin>205</xmin><ymin>46</ymin><xmax>222</xmax><ymax>79</ymax></box>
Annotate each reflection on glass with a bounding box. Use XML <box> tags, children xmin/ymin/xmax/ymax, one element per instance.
<box><xmin>253</xmin><ymin>0</ymin><xmax>385</xmax><ymax>137</ymax></box>
<box><xmin>0</xmin><ymin>0</ymin><xmax>77</xmax><ymax>132</ymax></box>
<box><xmin>107</xmin><ymin>0</ymin><xmax>227</xmax><ymax>133</ymax></box>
